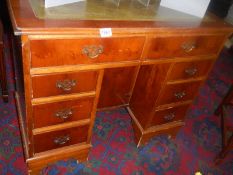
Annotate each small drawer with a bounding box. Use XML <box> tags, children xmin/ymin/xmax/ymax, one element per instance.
<box><xmin>167</xmin><ymin>59</ymin><xmax>214</xmax><ymax>81</ymax></box>
<box><xmin>33</xmin><ymin>125</ymin><xmax>89</xmax><ymax>153</ymax></box>
<box><xmin>32</xmin><ymin>71</ymin><xmax>98</xmax><ymax>98</ymax></box>
<box><xmin>156</xmin><ymin>81</ymin><xmax>202</xmax><ymax>106</ymax></box>
<box><xmin>30</xmin><ymin>37</ymin><xmax>145</xmax><ymax>68</ymax></box>
<box><xmin>151</xmin><ymin>124</ymin><xmax>183</xmax><ymax>139</ymax></box>
<box><xmin>145</xmin><ymin>35</ymin><xmax>225</xmax><ymax>59</ymax></box>
<box><xmin>149</xmin><ymin>104</ymin><xmax>189</xmax><ymax>127</ymax></box>
<box><xmin>33</xmin><ymin>97</ymin><xmax>94</xmax><ymax>128</ymax></box>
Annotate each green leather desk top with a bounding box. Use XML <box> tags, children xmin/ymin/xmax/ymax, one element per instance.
<box><xmin>29</xmin><ymin>0</ymin><xmax>211</xmax><ymax>21</ymax></box>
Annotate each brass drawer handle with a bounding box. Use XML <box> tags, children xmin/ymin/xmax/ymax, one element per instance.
<box><xmin>174</xmin><ymin>91</ymin><xmax>186</xmax><ymax>99</ymax></box>
<box><xmin>164</xmin><ymin>113</ymin><xmax>175</xmax><ymax>121</ymax></box>
<box><xmin>181</xmin><ymin>42</ymin><xmax>196</xmax><ymax>53</ymax></box>
<box><xmin>82</xmin><ymin>45</ymin><xmax>104</xmax><ymax>59</ymax></box>
<box><xmin>185</xmin><ymin>68</ymin><xmax>198</xmax><ymax>76</ymax></box>
<box><xmin>54</xmin><ymin>135</ymin><xmax>70</xmax><ymax>145</ymax></box>
<box><xmin>55</xmin><ymin>109</ymin><xmax>73</xmax><ymax>120</ymax></box>
<box><xmin>56</xmin><ymin>79</ymin><xmax>77</xmax><ymax>91</ymax></box>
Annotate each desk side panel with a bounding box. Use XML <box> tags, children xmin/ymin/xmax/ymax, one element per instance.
<box><xmin>12</xmin><ymin>36</ymin><xmax>28</xmax><ymax>157</ymax></box>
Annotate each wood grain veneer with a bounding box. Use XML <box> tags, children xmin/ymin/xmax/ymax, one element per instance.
<box><xmin>167</xmin><ymin>58</ymin><xmax>214</xmax><ymax>81</ymax></box>
<box><xmin>156</xmin><ymin>81</ymin><xmax>202</xmax><ymax>106</ymax></box>
<box><xmin>130</xmin><ymin>63</ymin><xmax>171</xmax><ymax>129</ymax></box>
<box><xmin>145</xmin><ymin>35</ymin><xmax>226</xmax><ymax>60</ymax></box>
<box><xmin>32</xmin><ymin>71</ymin><xmax>98</xmax><ymax>98</ymax></box>
<box><xmin>30</xmin><ymin>37</ymin><xmax>145</xmax><ymax>68</ymax></box>
<box><xmin>33</xmin><ymin>97</ymin><xmax>94</xmax><ymax>128</ymax></box>
<box><xmin>33</xmin><ymin>125</ymin><xmax>89</xmax><ymax>153</ymax></box>
<box><xmin>149</xmin><ymin>104</ymin><xmax>190</xmax><ymax>128</ymax></box>
<box><xmin>7</xmin><ymin>0</ymin><xmax>233</xmax><ymax>173</ymax></box>
<box><xmin>98</xmin><ymin>66</ymin><xmax>139</xmax><ymax>108</ymax></box>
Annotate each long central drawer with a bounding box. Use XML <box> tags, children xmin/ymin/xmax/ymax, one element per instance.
<box><xmin>30</xmin><ymin>37</ymin><xmax>145</xmax><ymax>68</ymax></box>
<box><xmin>145</xmin><ymin>35</ymin><xmax>225</xmax><ymax>59</ymax></box>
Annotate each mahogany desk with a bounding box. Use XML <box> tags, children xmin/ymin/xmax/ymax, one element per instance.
<box><xmin>7</xmin><ymin>0</ymin><xmax>233</xmax><ymax>174</ymax></box>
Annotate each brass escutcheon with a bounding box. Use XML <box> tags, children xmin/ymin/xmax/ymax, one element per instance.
<box><xmin>54</xmin><ymin>135</ymin><xmax>70</xmax><ymax>145</ymax></box>
<box><xmin>181</xmin><ymin>42</ymin><xmax>196</xmax><ymax>53</ymax></box>
<box><xmin>55</xmin><ymin>109</ymin><xmax>73</xmax><ymax>120</ymax></box>
<box><xmin>185</xmin><ymin>67</ymin><xmax>198</xmax><ymax>76</ymax></box>
<box><xmin>174</xmin><ymin>91</ymin><xmax>186</xmax><ymax>99</ymax></box>
<box><xmin>82</xmin><ymin>45</ymin><xmax>104</xmax><ymax>59</ymax></box>
<box><xmin>56</xmin><ymin>79</ymin><xmax>77</xmax><ymax>91</ymax></box>
<box><xmin>164</xmin><ymin>113</ymin><xmax>175</xmax><ymax>121</ymax></box>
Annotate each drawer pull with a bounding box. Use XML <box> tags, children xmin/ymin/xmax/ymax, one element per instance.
<box><xmin>174</xmin><ymin>91</ymin><xmax>186</xmax><ymax>99</ymax></box>
<box><xmin>185</xmin><ymin>68</ymin><xmax>198</xmax><ymax>76</ymax></box>
<box><xmin>54</xmin><ymin>135</ymin><xmax>70</xmax><ymax>145</ymax></box>
<box><xmin>56</xmin><ymin>79</ymin><xmax>77</xmax><ymax>91</ymax></box>
<box><xmin>181</xmin><ymin>42</ymin><xmax>196</xmax><ymax>53</ymax></box>
<box><xmin>82</xmin><ymin>45</ymin><xmax>104</xmax><ymax>59</ymax></box>
<box><xmin>55</xmin><ymin>109</ymin><xmax>73</xmax><ymax>119</ymax></box>
<box><xmin>164</xmin><ymin>113</ymin><xmax>175</xmax><ymax>121</ymax></box>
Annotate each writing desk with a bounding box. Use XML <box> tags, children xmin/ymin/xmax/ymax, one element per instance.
<box><xmin>7</xmin><ymin>0</ymin><xmax>233</xmax><ymax>174</ymax></box>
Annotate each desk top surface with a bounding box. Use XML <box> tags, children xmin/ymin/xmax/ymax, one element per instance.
<box><xmin>7</xmin><ymin>0</ymin><xmax>233</xmax><ymax>35</ymax></box>
<box><xmin>29</xmin><ymin>0</ymin><xmax>211</xmax><ymax>22</ymax></box>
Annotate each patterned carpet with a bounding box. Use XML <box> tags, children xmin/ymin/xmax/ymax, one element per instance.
<box><xmin>0</xmin><ymin>48</ymin><xmax>233</xmax><ymax>174</ymax></box>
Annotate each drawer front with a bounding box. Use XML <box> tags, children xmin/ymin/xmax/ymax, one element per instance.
<box><xmin>30</xmin><ymin>37</ymin><xmax>145</xmax><ymax>68</ymax></box>
<box><xmin>146</xmin><ymin>35</ymin><xmax>225</xmax><ymax>59</ymax></box>
<box><xmin>156</xmin><ymin>81</ymin><xmax>202</xmax><ymax>106</ymax></box>
<box><xmin>34</xmin><ymin>125</ymin><xmax>89</xmax><ymax>153</ymax></box>
<box><xmin>149</xmin><ymin>104</ymin><xmax>189</xmax><ymax>127</ymax></box>
<box><xmin>32</xmin><ymin>71</ymin><xmax>98</xmax><ymax>98</ymax></box>
<box><xmin>167</xmin><ymin>59</ymin><xmax>214</xmax><ymax>81</ymax></box>
<box><xmin>33</xmin><ymin>98</ymin><xmax>94</xmax><ymax>128</ymax></box>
